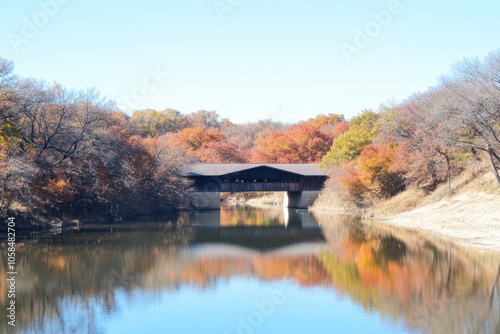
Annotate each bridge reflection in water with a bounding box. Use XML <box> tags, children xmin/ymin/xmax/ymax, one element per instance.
<box><xmin>186</xmin><ymin>207</ymin><xmax>326</xmax><ymax>251</ymax></box>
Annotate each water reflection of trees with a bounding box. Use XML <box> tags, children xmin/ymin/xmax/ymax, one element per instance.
<box><xmin>316</xmin><ymin>213</ymin><xmax>500</xmax><ymax>334</ymax></box>
<box><xmin>0</xmin><ymin>213</ymin><xmax>499</xmax><ymax>333</ymax></box>
<box><xmin>0</xmin><ymin>219</ymin><xmax>193</xmax><ymax>333</ymax></box>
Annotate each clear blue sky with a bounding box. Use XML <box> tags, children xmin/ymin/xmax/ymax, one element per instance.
<box><xmin>1</xmin><ymin>0</ymin><xmax>499</xmax><ymax>123</ymax></box>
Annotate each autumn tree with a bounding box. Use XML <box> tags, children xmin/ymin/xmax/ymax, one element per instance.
<box><xmin>31</xmin><ymin>109</ymin><xmax>192</xmax><ymax>218</ymax></box>
<box><xmin>130</xmin><ymin>108</ymin><xmax>186</xmax><ymax>137</ymax></box>
<box><xmin>379</xmin><ymin>51</ymin><xmax>500</xmax><ymax>190</ymax></box>
<box><xmin>176</xmin><ymin>126</ymin><xmax>225</xmax><ymax>152</ymax></box>
<box><xmin>197</xmin><ymin>141</ymin><xmax>247</xmax><ymax>163</ymax></box>
<box><xmin>340</xmin><ymin>143</ymin><xmax>407</xmax><ymax>203</ymax></box>
<box><xmin>1</xmin><ymin>58</ymin><xmax>193</xmax><ymax>224</ymax></box>
<box><xmin>0</xmin><ymin>58</ymin><xmax>37</xmax><ymax>215</ymax></box>
<box><xmin>251</xmin><ymin>122</ymin><xmax>333</xmax><ymax>163</ymax></box>
<box><xmin>0</xmin><ymin>155</ymin><xmax>37</xmax><ymax>215</ymax></box>
<box><xmin>0</xmin><ymin>58</ymin><xmax>20</xmax><ymax>151</ymax></box>
<box><xmin>379</xmin><ymin>95</ymin><xmax>465</xmax><ymax>191</ymax></box>
<box><xmin>186</xmin><ymin>109</ymin><xmax>222</xmax><ymax>129</ymax></box>
<box><xmin>437</xmin><ymin>52</ymin><xmax>500</xmax><ymax>183</ymax></box>
<box><xmin>222</xmin><ymin>119</ymin><xmax>285</xmax><ymax>153</ymax></box>
<box><xmin>309</xmin><ymin>113</ymin><xmax>345</xmax><ymax>128</ymax></box>
<box><xmin>12</xmin><ymin>81</ymin><xmax>113</xmax><ymax>169</ymax></box>
<box><xmin>309</xmin><ymin>113</ymin><xmax>349</xmax><ymax>138</ymax></box>
<box><xmin>320</xmin><ymin>110</ymin><xmax>379</xmax><ymax>168</ymax></box>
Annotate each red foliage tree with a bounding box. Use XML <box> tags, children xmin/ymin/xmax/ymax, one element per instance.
<box><xmin>251</xmin><ymin>122</ymin><xmax>334</xmax><ymax>163</ymax></box>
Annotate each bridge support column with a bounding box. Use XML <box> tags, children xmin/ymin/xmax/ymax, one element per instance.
<box><xmin>190</xmin><ymin>192</ymin><xmax>220</xmax><ymax>210</ymax></box>
<box><xmin>283</xmin><ymin>191</ymin><xmax>320</xmax><ymax>209</ymax></box>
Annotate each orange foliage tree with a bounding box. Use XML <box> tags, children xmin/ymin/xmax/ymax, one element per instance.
<box><xmin>176</xmin><ymin>126</ymin><xmax>224</xmax><ymax>151</ymax></box>
<box><xmin>196</xmin><ymin>141</ymin><xmax>247</xmax><ymax>163</ymax></box>
<box><xmin>309</xmin><ymin>113</ymin><xmax>350</xmax><ymax>139</ymax></box>
<box><xmin>251</xmin><ymin>122</ymin><xmax>335</xmax><ymax>163</ymax></box>
<box><xmin>340</xmin><ymin>143</ymin><xmax>407</xmax><ymax>202</ymax></box>
<box><xmin>171</xmin><ymin>126</ymin><xmax>248</xmax><ymax>163</ymax></box>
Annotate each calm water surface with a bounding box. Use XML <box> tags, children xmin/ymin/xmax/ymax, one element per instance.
<box><xmin>1</xmin><ymin>207</ymin><xmax>499</xmax><ymax>334</ymax></box>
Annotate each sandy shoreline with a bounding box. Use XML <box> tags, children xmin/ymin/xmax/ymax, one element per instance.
<box><xmin>374</xmin><ymin>191</ymin><xmax>500</xmax><ymax>253</ymax></box>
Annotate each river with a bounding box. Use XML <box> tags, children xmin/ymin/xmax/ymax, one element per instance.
<box><xmin>1</xmin><ymin>207</ymin><xmax>499</xmax><ymax>333</ymax></box>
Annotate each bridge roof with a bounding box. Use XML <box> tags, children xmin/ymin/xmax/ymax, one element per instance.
<box><xmin>183</xmin><ymin>163</ymin><xmax>327</xmax><ymax>177</ymax></box>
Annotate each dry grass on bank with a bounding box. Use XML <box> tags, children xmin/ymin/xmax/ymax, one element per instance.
<box><xmin>375</xmin><ymin>168</ymin><xmax>500</xmax><ymax>216</ymax></box>
<box><xmin>311</xmin><ymin>188</ymin><xmax>359</xmax><ymax>211</ymax></box>
<box><xmin>373</xmin><ymin>170</ymin><xmax>500</xmax><ymax>252</ymax></box>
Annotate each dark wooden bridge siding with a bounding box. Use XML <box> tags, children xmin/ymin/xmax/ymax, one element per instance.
<box><xmin>189</xmin><ymin>166</ymin><xmax>327</xmax><ymax>193</ymax></box>
<box><xmin>219</xmin><ymin>182</ymin><xmax>301</xmax><ymax>192</ymax></box>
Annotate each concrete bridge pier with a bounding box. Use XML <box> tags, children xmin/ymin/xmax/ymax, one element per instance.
<box><xmin>283</xmin><ymin>191</ymin><xmax>320</xmax><ymax>209</ymax></box>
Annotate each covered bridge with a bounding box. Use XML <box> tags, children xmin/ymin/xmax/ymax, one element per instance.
<box><xmin>183</xmin><ymin>163</ymin><xmax>327</xmax><ymax>209</ymax></box>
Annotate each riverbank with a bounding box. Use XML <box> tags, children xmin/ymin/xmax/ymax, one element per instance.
<box><xmin>370</xmin><ymin>171</ymin><xmax>500</xmax><ymax>252</ymax></box>
<box><xmin>372</xmin><ymin>191</ymin><xmax>500</xmax><ymax>253</ymax></box>
<box><xmin>311</xmin><ymin>170</ymin><xmax>500</xmax><ymax>253</ymax></box>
